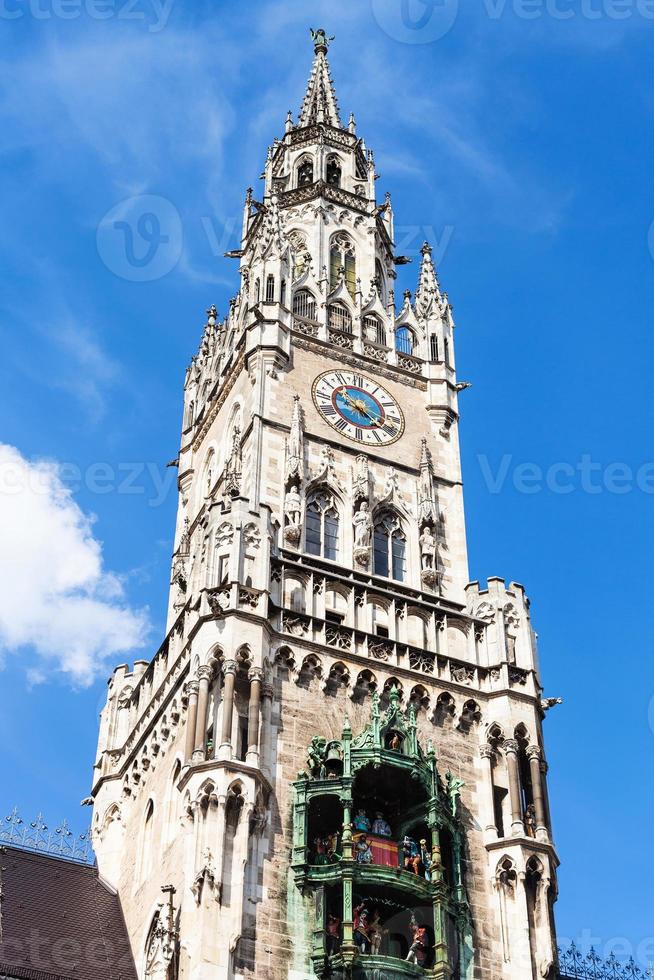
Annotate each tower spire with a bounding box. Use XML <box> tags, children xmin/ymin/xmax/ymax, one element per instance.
<box><xmin>415</xmin><ymin>241</ymin><xmax>441</xmax><ymax>317</ymax></box>
<box><xmin>299</xmin><ymin>29</ymin><xmax>342</xmax><ymax>129</ymax></box>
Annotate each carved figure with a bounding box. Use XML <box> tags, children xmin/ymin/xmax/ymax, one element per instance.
<box><xmin>307</xmin><ymin>736</ymin><xmax>327</xmax><ymax>778</ymax></box>
<box><xmin>326</xmin><ymin>914</ymin><xmax>341</xmax><ymax>955</ymax></box>
<box><xmin>403</xmin><ymin>836</ymin><xmax>421</xmax><ymax>874</ymax></box>
<box><xmin>313</xmin><ymin>837</ymin><xmax>331</xmax><ymax>866</ymax></box>
<box><xmin>353</xmin><ymin>501</ymin><xmax>372</xmax><ymax>548</ymax></box>
<box><xmin>311</xmin><ymin>27</ymin><xmax>335</xmax><ymax>49</ymax></box>
<box><xmin>388</xmin><ymin>731</ymin><xmax>402</xmax><ymax>751</ymax></box>
<box><xmin>369</xmin><ymin>910</ymin><xmax>386</xmax><ymax>955</ymax></box>
<box><xmin>353</xmin><ymin>809</ymin><xmax>371</xmax><ymax>833</ymax></box>
<box><xmin>419</xmin><ymin>524</ymin><xmax>436</xmax><ymax>570</ymax></box>
<box><xmin>355</xmin><ymin>836</ymin><xmax>373</xmax><ymax>864</ymax></box>
<box><xmin>405</xmin><ymin>917</ymin><xmax>430</xmax><ymax>966</ymax></box>
<box><xmin>353</xmin><ymin>904</ymin><xmax>371</xmax><ymax>953</ymax></box>
<box><xmin>419</xmin><ymin>839</ymin><xmax>432</xmax><ymax>881</ymax></box>
<box><xmin>285</xmin><ymin>485</ymin><xmax>302</xmax><ymax>527</ymax></box>
<box><xmin>371</xmin><ymin>811</ymin><xmax>391</xmax><ymax>837</ymax></box>
<box><xmin>525</xmin><ymin>804</ymin><xmax>537</xmax><ymax>839</ymax></box>
<box><xmin>446</xmin><ymin>772</ymin><xmax>465</xmax><ymax>815</ymax></box>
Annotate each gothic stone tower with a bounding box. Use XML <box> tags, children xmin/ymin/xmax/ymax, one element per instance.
<box><xmin>92</xmin><ymin>30</ymin><xmax>560</xmax><ymax>980</ymax></box>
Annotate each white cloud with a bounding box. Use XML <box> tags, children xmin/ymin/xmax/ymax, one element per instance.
<box><xmin>0</xmin><ymin>443</ymin><xmax>150</xmax><ymax>686</ymax></box>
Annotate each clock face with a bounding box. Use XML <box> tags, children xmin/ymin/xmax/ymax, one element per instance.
<box><xmin>312</xmin><ymin>370</ymin><xmax>405</xmax><ymax>446</ymax></box>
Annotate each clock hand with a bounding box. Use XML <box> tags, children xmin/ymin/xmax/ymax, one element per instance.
<box><xmin>339</xmin><ymin>390</ymin><xmax>385</xmax><ymax>426</ymax></box>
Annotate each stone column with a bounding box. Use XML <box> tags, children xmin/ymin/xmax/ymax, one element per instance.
<box><xmin>480</xmin><ymin>744</ymin><xmax>498</xmax><ymax>840</ymax></box>
<box><xmin>504</xmin><ymin>739</ymin><xmax>525</xmax><ymax>836</ymax></box>
<box><xmin>192</xmin><ymin>665</ymin><xmax>213</xmax><ymax>762</ymax></box>
<box><xmin>259</xmin><ymin>683</ymin><xmax>274</xmax><ymax>778</ymax></box>
<box><xmin>246</xmin><ymin>667</ymin><xmax>264</xmax><ymax>766</ymax></box>
<box><xmin>527</xmin><ymin>745</ymin><xmax>549</xmax><ymax>842</ymax></box>
<box><xmin>184</xmin><ymin>680</ymin><xmax>199</xmax><ymax>763</ymax></box>
<box><xmin>219</xmin><ymin>660</ymin><xmax>238</xmax><ymax>759</ymax></box>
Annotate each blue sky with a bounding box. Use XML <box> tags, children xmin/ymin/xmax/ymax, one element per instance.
<box><xmin>1</xmin><ymin>0</ymin><xmax>653</xmax><ymax>965</ymax></box>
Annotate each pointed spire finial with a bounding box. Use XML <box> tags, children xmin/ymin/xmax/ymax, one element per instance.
<box><xmin>300</xmin><ymin>30</ymin><xmax>342</xmax><ymax>128</ymax></box>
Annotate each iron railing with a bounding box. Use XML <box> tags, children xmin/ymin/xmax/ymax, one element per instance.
<box><xmin>1</xmin><ymin>807</ymin><xmax>94</xmax><ymax>866</ymax></box>
<box><xmin>559</xmin><ymin>943</ymin><xmax>653</xmax><ymax>979</ymax></box>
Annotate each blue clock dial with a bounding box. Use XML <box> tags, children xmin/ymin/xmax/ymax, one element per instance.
<box><xmin>333</xmin><ymin>386</ymin><xmax>384</xmax><ymax>428</ymax></box>
<box><xmin>312</xmin><ymin>371</ymin><xmax>405</xmax><ymax>446</ymax></box>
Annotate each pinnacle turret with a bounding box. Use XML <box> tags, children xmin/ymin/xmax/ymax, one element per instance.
<box><xmin>298</xmin><ymin>28</ymin><xmax>342</xmax><ymax>129</ymax></box>
<box><xmin>415</xmin><ymin>241</ymin><xmax>441</xmax><ymax>317</ymax></box>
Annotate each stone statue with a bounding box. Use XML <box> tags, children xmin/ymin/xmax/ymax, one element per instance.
<box><xmin>285</xmin><ymin>485</ymin><xmax>302</xmax><ymax>527</ymax></box>
<box><xmin>286</xmin><ymin>395</ymin><xmax>304</xmax><ymax>484</ymax></box>
<box><xmin>420</xmin><ymin>525</ymin><xmax>436</xmax><ymax>570</ymax></box>
<box><xmin>525</xmin><ymin>804</ymin><xmax>536</xmax><ymax>838</ymax></box>
<box><xmin>353</xmin><ymin>501</ymin><xmax>372</xmax><ymax>548</ymax></box>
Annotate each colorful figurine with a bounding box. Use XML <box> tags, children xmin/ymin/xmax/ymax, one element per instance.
<box><xmin>353</xmin><ymin>903</ymin><xmax>371</xmax><ymax>953</ymax></box>
<box><xmin>353</xmin><ymin>808</ymin><xmax>371</xmax><ymax>833</ymax></box>
<box><xmin>419</xmin><ymin>839</ymin><xmax>432</xmax><ymax>881</ymax></box>
<box><xmin>313</xmin><ymin>837</ymin><xmax>331</xmax><ymax>866</ymax></box>
<box><xmin>326</xmin><ymin>914</ymin><xmax>341</xmax><ymax>955</ymax></box>
<box><xmin>405</xmin><ymin>917</ymin><xmax>430</xmax><ymax>966</ymax></box>
<box><xmin>371</xmin><ymin>811</ymin><xmax>392</xmax><ymax>837</ymax></box>
<box><xmin>369</xmin><ymin>909</ymin><xmax>386</xmax><ymax>955</ymax></box>
<box><xmin>355</xmin><ymin>836</ymin><xmax>373</xmax><ymax>864</ymax></box>
<box><xmin>402</xmin><ymin>835</ymin><xmax>421</xmax><ymax>874</ymax></box>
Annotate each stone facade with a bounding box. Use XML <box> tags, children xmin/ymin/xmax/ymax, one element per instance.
<box><xmin>91</xmin><ymin>31</ymin><xmax>560</xmax><ymax>980</ymax></box>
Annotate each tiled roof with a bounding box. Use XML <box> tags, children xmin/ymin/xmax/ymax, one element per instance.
<box><xmin>0</xmin><ymin>848</ymin><xmax>138</xmax><ymax>980</ymax></box>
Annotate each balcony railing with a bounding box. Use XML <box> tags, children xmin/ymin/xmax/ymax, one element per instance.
<box><xmin>1</xmin><ymin>808</ymin><xmax>95</xmax><ymax>866</ymax></box>
<box><xmin>559</xmin><ymin>943</ymin><xmax>652</xmax><ymax>979</ymax></box>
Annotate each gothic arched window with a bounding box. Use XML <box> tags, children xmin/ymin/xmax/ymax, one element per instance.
<box><xmin>253</xmin><ymin>278</ymin><xmax>260</xmax><ymax>305</ymax></box>
<box><xmin>373</xmin><ymin>512</ymin><xmax>407</xmax><ymax>582</ymax></box>
<box><xmin>364</xmin><ymin>314</ymin><xmax>386</xmax><ymax>347</ymax></box>
<box><xmin>395</xmin><ymin>326</ymin><xmax>415</xmax><ymax>356</ymax></box>
<box><xmin>328</xmin><ymin>302</ymin><xmax>352</xmax><ymax>333</ymax></box>
<box><xmin>305</xmin><ymin>489</ymin><xmax>340</xmax><ymax>561</ymax></box>
<box><xmin>293</xmin><ymin>288</ymin><xmax>317</xmax><ymax>321</ymax></box>
<box><xmin>330</xmin><ymin>233</ymin><xmax>356</xmax><ymax>298</ymax></box>
<box><xmin>297</xmin><ymin>157</ymin><xmax>314</xmax><ymax>187</ymax></box>
<box><xmin>326</xmin><ymin>155</ymin><xmax>342</xmax><ymax>187</ymax></box>
<box><xmin>265</xmin><ymin>274</ymin><xmax>275</xmax><ymax>303</ymax></box>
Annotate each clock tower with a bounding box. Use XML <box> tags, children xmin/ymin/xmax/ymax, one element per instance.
<box><xmin>91</xmin><ymin>29</ymin><xmax>561</xmax><ymax>980</ymax></box>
